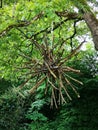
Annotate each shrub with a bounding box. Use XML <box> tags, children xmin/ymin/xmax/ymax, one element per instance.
<box><xmin>0</xmin><ymin>87</ymin><xmax>34</xmax><ymax>130</ymax></box>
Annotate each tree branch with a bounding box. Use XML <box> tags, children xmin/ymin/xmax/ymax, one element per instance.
<box><xmin>0</xmin><ymin>12</ymin><xmax>44</xmax><ymax>37</ymax></box>
<box><xmin>55</xmin><ymin>11</ymin><xmax>82</xmax><ymax>19</ymax></box>
<box><xmin>58</xmin><ymin>40</ymin><xmax>86</xmax><ymax>66</ymax></box>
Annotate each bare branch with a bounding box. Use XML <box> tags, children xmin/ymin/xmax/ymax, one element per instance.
<box><xmin>44</xmin><ymin>62</ymin><xmax>57</xmax><ymax>79</ymax></box>
<box><xmin>64</xmin><ymin>76</ymin><xmax>80</xmax><ymax>98</ymax></box>
<box><xmin>63</xmin><ymin>66</ymin><xmax>80</xmax><ymax>73</ymax></box>
<box><xmin>58</xmin><ymin>40</ymin><xmax>86</xmax><ymax>66</ymax></box>
<box><xmin>29</xmin><ymin>76</ymin><xmax>46</xmax><ymax>94</ymax></box>
<box><xmin>48</xmin><ymin>79</ymin><xmax>58</xmax><ymax>90</ymax></box>
<box><xmin>65</xmin><ymin>73</ymin><xmax>83</xmax><ymax>85</ymax></box>
<box><xmin>59</xmin><ymin>73</ymin><xmax>72</xmax><ymax>101</ymax></box>
<box><xmin>51</xmin><ymin>88</ymin><xmax>58</xmax><ymax>108</ymax></box>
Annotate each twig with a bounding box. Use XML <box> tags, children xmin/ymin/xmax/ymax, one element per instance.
<box><xmin>59</xmin><ymin>73</ymin><xmax>72</xmax><ymax>101</ymax></box>
<box><xmin>70</xmin><ymin>20</ymin><xmax>79</xmax><ymax>49</ymax></box>
<box><xmin>29</xmin><ymin>76</ymin><xmax>46</xmax><ymax>94</ymax></box>
<box><xmin>30</xmin><ymin>18</ymin><xmax>80</xmax><ymax>38</ymax></box>
<box><xmin>58</xmin><ymin>40</ymin><xmax>86</xmax><ymax>66</ymax></box>
<box><xmin>63</xmin><ymin>66</ymin><xmax>80</xmax><ymax>73</ymax></box>
<box><xmin>44</xmin><ymin>62</ymin><xmax>57</xmax><ymax>79</ymax></box>
<box><xmin>64</xmin><ymin>76</ymin><xmax>80</xmax><ymax>98</ymax></box>
<box><xmin>48</xmin><ymin>79</ymin><xmax>58</xmax><ymax>90</ymax></box>
<box><xmin>65</xmin><ymin>73</ymin><xmax>83</xmax><ymax>85</ymax></box>
<box><xmin>51</xmin><ymin>88</ymin><xmax>58</xmax><ymax>108</ymax></box>
<box><xmin>59</xmin><ymin>87</ymin><xmax>67</xmax><ymax>104</ymax></box>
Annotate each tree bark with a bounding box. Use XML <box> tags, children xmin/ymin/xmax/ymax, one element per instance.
<box><xmin>71</xmin><ymin>0</ymin><xmax>98</xmax><ymax>50</ymax></box>
<box><xmin>83</xmin><ymin>12</ymin><xmax>98</xmax><ymax>50</ymax></box>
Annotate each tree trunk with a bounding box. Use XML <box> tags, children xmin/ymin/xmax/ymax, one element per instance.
<box><xmin>72</xmin><ymin>0</ymin><xmax>98</xmax><ymax>50</ymax></box>
<box><xmin>83</xmin><ymin>12</ymin><xmax>98</xmax><ymax>50</ymax></box>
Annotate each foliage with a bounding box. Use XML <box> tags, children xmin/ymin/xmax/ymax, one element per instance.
<box><xmin>0</xmin><ymin>0</ymin><xmax>98</xmax><ymax>129</ymax></box>
<box><xmin>0</xmin><ymin>78</ymin><xmax>12</xmax><ymax>94</ymax></box>
<box><xmin>0</xmin><ymin>50</ymin><xmax>98</xmax><ymax>130</ymax></box>
<box><xmin>0</xmin><ymin>0</ymin><xmax>96</xmax><ymax>81</ymax></box>
<box><xmin>81</xmin><ymin>51</ymin><xmax>98</xmax><ymax>77</ymax></box>
<box><xmin>0</xmin><ymin>0</ymin><xmax>91</xmax><ymax>107</ymax></box>
<box><xmin>0</xmin><ymin>87</ymin><xmax>35</xmax><ymax>130</ymax></box>
<box><xmin>26</xmin><ymin>99</ymin><xmax>48</xmax><ymax>130</ymax></box>
<box><xmin>25</xmin><ymin>51</ymin><xmax>98</xmax><ymax>130</ymax></box>
<box><xmin>46</xmin><ymin>84</ymin><xmax>98</xmax><ymax>130</ymax></box>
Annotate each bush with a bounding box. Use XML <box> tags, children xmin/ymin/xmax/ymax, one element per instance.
<box><xmin>0</xmin><ymin>87</ymin><xmax>34</xmax><ymax>130</ymax></box>
<box><xmin>0</xmin><ymin>79</ymin><xmax>12</xmax><ymax>94</ymax></box>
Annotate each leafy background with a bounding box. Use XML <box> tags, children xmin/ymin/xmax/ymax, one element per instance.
<box><xmin>0</xmin><ymin>0</ymin><xmax>98</xmax><ymax>130</ymax></box>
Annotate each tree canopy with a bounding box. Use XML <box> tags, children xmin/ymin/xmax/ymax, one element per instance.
<box><xmin>0</xmin><ymin>0</ymin><xmax>98</xmax><ymax>107</ymax></box>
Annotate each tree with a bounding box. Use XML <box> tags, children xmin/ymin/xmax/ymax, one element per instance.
<box><xmin>0</xmin><ymin>0</ymin><xmax>97</xmax><ymax>107</ymax></box>
<box><xmin>71</xmin><ymin>0</ymin><xmax>98</xmax><ymax>50</ymax></box>
<box><xmin>56</xmin><ymin>0</ymin><xmax>98</xmax><ymax>50</ymax></box>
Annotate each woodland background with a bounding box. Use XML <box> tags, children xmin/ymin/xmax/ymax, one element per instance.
<box><xmin>0</xmin><ymin>0</ymin><xmax>98</xmax><ymax>130</ymax></box>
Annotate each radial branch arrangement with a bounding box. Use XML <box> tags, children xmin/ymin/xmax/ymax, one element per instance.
<box><xmin>17</xmin><ymin>34</ymin><xmax>84</xmax><ymax>108</ymax></box>
<box><xmin>0</xmin><ymin>11</ymin><xmax>85</xmax><ymax>108</ymax></box>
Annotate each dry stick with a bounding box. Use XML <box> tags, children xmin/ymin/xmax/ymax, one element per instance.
<box><xmin>58</xmin><ymin>40</ymin><xmax>86</xmax><ymax>66</ymax></box>
<box><xmin>44</xmin><ymin>62</ymin><xmax>57</xmax><ymax>79</ymax></box>
<box><xmin>64</xmin><ymin>76</ymin><xmax>80</xmax><ymax>98</ymax></box>
<box><xmin>58</xmin><ymin>87</ymin><xmax>63</xmax><ymax>104</ymax></box>
<box><xmin>58</xmin><ymin>88</ymin><xmax>61</xmax><ymax>105</ymax></box>
<box><xmin>51</xmin><ymin>88</ymin><xmax>58</xmax><ymax>109</ymax></box>
<box><xmin>63</xmin><ymin>68</ymin><xmax>80</xmax><ymax>73</ymax></box>
<box><xmin>50</xmin><ymin>94</ymin><xmax>54</xmax><ymax>108</ymax></box>
<box><xmin>19</xmin><ymin>78</ymin><xmax>31</xmax><ymax>89</ymax></box>
<box><xmin>44</xmin><ymin>77</ymin><xmax>48</xmax><ymax>95</ymax></box>
<box><xmin>14</xmin><ymin>41</ymin><xmax>34</xmax><ymax>61</ymax></box>
<box><xmin>32</xmin><ymin>39</ymin><xmax>43</xmax><ymax>54</ymax></box>
<box><xmin>16</xmin><ymin>59</ymin><xmax>42</xmax><ymax>75</ymax></box>
<box><xmin>57</xmin><ymin>73</ymin><xmax>67</xmax><ymax>104</ymax></box>
<box><xmin>50</xmin><ymin>85</ymin><xmax>54</xmax><ymax>108</ymax></box>
<box><xmin>18</xmin><ymin>73</ymin><xmax>38</xmax><ymax>88</ymax></box>
<box><xmin>59</xmin><ymin>74</ymin><xmax>72</xmax><ymax>101</ymax></box>
<box><xmin>48</xmin><ymin>79</ymin><xmax>58</xmax><ymax>90</ymax></box>
<box><xmin>64</xmin><ymin>73</ymin><xmax>83</xmax><ymax>85</ymax></box>
<box><xmin>47</xmin><ymin>77</ymin><xmax>58</xmax><ymax>108</ymax></box>
<box><xmin>63</xmin><ymin>66</ymin><xmax>80</xmax><ymax>73</ymax></box>
<box><xmin>29</xmin><ymin>76</ymin><xmax>46</xmax><ymax>94</ymax></box>
<box><xmin>24</xmin><ymin>71</ymin><xmax>40</xmax><ymax>76</ymax></box>
<box><xmin>59</xmin><ymin>87</ymin><xmax>67</xmax><ymax>104</ymax></box>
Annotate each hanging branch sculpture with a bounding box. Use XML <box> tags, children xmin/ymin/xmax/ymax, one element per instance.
<box><xmin>0</xmin><ymin>11</ymin><xmax>85</xmax><ymax>108</ymax></box>
<box><xmin>10</xmin><ymin>13</ymin><xmax>85</xmax><ymax>108</ymax></box>
<box><xmin>17</xmin><ymin>32</ymin><xmax>84</xmax><ymax>108</ymax></box>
